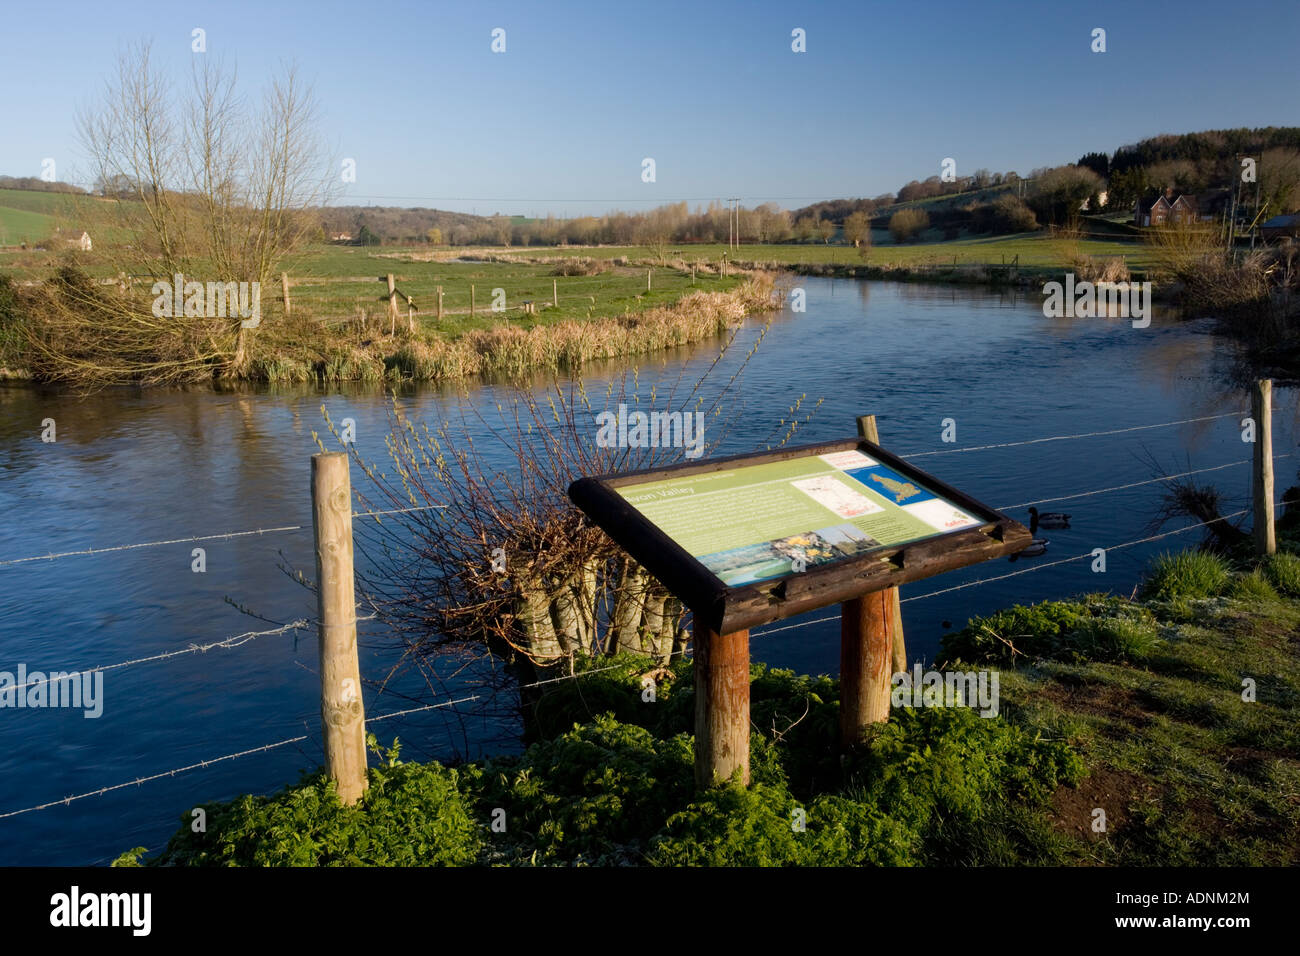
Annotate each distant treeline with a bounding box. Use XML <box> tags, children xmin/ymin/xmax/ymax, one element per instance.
<box><xmin>0</xmin><ymin>176</ymin><xmax>87</xmax><ymax>194</ymax></box>
<box><xmin>318</xmin><ymin>205</ymin><xmax>489</xmax><ymax>245</ymax></box>
<box><xmin>4</xmin><ymin>127</ymin><xmax>1297</xmax><ymax>250</ymax></box>
<box><xmin>1096</xmin><ymin>128</ymin><xmax>1300</xmax><ymax>215</ymax></box>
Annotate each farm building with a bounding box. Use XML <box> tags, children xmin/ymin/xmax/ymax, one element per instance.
<box><xmin>1134</xmin><ymin>188</ymin><xmax>1197</xmax><ymax>227</ymax></box>
<box><xmin>1260</xmin><ymin>213</ymin><xmax>1300</xmax><ymax>243</ymax></box>
<box><xmin>58</xmin><ymin>230</ymin><xmax>93</xmax><ymax>251</ymax></box>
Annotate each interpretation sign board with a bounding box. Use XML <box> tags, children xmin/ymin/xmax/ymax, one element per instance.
<box><xmin>569</xmin><ymin>436</ymin><xmax>1031</xmax><ymax>635</ymax></box>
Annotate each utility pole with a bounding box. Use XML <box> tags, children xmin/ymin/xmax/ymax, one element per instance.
<box><xmin>1252</xmin><ymin>175</ymin><xmax>1261</xmax><ymax>251</ymax></box>
<box><xmin>1230</xmin><ymin>155</ymin><xmax>1243</xmax><ymax>260</ymax></box>
<box><xmin>727</xmin><ymin>198</ymin><xmax>741</xmax><ymax>251</ymax></box>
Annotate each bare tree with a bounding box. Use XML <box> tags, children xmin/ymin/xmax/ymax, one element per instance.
<box><xmin>76</xmin><ymin>41</ymin><xmax>336</xmax><ymax>375</ymax></box>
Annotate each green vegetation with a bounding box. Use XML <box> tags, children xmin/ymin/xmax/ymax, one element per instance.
<box><xmin>0</xmin><ymin>250</ymin><xmax>772</xmax><ymax>384</ymax></box>
<box><xmin>1138</xmin><ymin>549</ymin><xmax>1233</xmax><ymax>600</ymax></box>
<box><xmin>888</xmin><ymin>208</ymin><xmax>930</xmax><ymax>243</ymax></box>
<box><xmin>115</xmin><ymin>549</ymin><xmax>1300</xmax><ymax>867</ymax></box>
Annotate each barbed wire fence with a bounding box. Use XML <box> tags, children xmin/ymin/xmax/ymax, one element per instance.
<box><xmin>0</xmin><ymin>407</ymin><xmax>1289</xmax><ymax>831</ymax></box>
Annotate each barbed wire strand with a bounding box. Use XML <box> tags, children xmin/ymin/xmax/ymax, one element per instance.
<box><xmin>996</xmin><ymin>457</ymin><xmax>1289</xmax><ymax>511</ymax></box>
<box><xmin>899</xmin><ymin>411</ymin><xmax>1245</xmax><ymax>459</ymax></box>
<box><xmin>0</xmin><ymin>505</ymin><xmax>446</xmax><ymax>568</ymax></box>
<box><xmin>750</xmin><ymin>509</ymin><xmax>1253</xmax><ymax>640</ymax></box>
<box><xmin>7</xmin><ymin>620</ymin><xmax>311</xmax><ymax>692</ymax></box>
<box><xmin>0</xmin><ymin>693</ymin><xmax>481</xmax><ymax>821</ymax></box>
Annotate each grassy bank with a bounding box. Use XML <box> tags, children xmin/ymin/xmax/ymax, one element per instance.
<box><xmin>114</xmin><ymin>548</ymin><xmax>1299</xmax><ymax>867</ymax></box>
<box><xmin>0</xmin><ymin>266</ymin><xmax>774</xmax><ymax>386</ymax></box>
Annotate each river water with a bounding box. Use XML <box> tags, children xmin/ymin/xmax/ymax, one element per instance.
<box><xmin>0</xmin><ymin>277</ymin><xmax>1292</xmax><ymax>864</ymax></box>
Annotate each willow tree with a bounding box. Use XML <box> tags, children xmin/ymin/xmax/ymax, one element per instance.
<box><xmin>75</xmin><ymin>41</ymin><xmax>335</xmax><ymax>375</ymax></box>
<box><xmin>330</xmin><ymin>323</ymin><xmax>821</xmax><ymax>711</ymax></box>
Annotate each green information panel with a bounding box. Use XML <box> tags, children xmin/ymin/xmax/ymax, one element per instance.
<box><xmin>617</xmin><ymin>449</ymin><xmax>983</xmax><ymax>587</ymax></box>
<box><xmin>569</xmin><ymin>436</ymin><xmax>1029</xmax><ymax>634</ymax></box>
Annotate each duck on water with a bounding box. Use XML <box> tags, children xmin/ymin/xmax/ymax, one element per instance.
<box><xmin>1009</xmin><ymin>507</ymin><xmax>1071</xmax><ymax>562</ymax></box>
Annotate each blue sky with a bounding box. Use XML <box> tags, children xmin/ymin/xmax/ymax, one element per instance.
<box><xmin>1</xmin><ymin>0</ymin><xmax>1297</xmax><ymax>216</ymax></box>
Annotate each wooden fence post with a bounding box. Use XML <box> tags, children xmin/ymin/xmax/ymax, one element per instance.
<box><xmin>694</xmin><ymin>628</ymin><xmax>750</xmax><ymax>788</ymax></box>
<box><xmin>281</xmin><ymin>272</ymin><xmax>291</xmax><ymax>316</ymax></box>
<box><xmin>311</xmin><ymin>452</ymin><xmax>368</xmax><ymax>805</ymax></box>
<box><xmin>647</xmin><ymin>269</ymin><xmax>652</xmax><ymax>292</ymax></box>
<box><xmin>406</xmin><ymin>294</ymin><xmax>415</xmax><ymax>333</ymax></box>
<box><xmin>437</xmin><ymin>285</ymin><xmax>444</xmax><ymax>322</ymax></box>
<box><xmin>1253</xmin><ymin>379</ymin><xmax>1276</xmax><ymax>556</ymax></box>
<box><xmin>858</xmin><ymin>414</ymin><xmax>907</xmax><ymax>675</ymax></box>
<box><xmin>839</xmin><ymin>588</ymin><xmax>893</xmax><ymax>745</ymax></box>
<box><xmin>553</xmin><ymin>278</ymin><xmax>558</xmax><ymax>307</ymax></box>
<box><xmin>386</xmin><ymin>274</ymin><xmax>397</xmax><ymax>333</ymax></box>
<box><xmin>470</xmin><ymin>284</ymin><xmax>476</xmax><ymax>318</ymax></box>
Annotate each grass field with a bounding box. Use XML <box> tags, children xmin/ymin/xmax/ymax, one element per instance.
<box><xmin>273</xmin><ymin>244</ymin><xmax>746</xmax><ymax>336</ymax></box>
<box><xmin>278</xmin><ymin>231</ymin><xmax>1131</xmax><ymax>337</ymax></box>
<box><xmin>0</xmin><ymin>206</ymin><xmax>53</xmax><ymax>246</ymax></box>
<box><xmin>379</xmin><ymin>233</ymin><xmax>1156</xmax><ymax>271</ymax></box>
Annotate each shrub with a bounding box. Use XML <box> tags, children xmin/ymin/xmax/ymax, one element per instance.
<box><xmin>989</xmin><ymin>195</ymin><xmax>1038</xmax><ymax>233</ymax></box>
<box><xmin>473</xmin><ymin>715</ymin><xmax>696</xmax><ymax>863</ymax></box>
<box><xmin>135</xmin><ymin>748</ymin><xmax>480</xmax><ymax>866</ymax></box>
<box><xmin>939</xmin><ymin>600</ymin><xmax>1088</xmax><ymax>666</ymax></box>
<box><xmin>843</xmin><ymin>706</ymin><xmax>1084</xmax><ymax>863</ymax></box>
<box><xmin>550</xmin><ymin>257</ymin><xmax>608</xmax><ymax>277</ymax></box>
<box><xmin>1071</xmin><ymin>255</ymin><xmax>1131</xmax><ymax>283</ymax></box>
<box><xmin>0</xmin><ymin>274</ymin><xmax>24</xmax><ymax>366</ymax></box>
<box><xmin>1139</xmin><ymin>550</ymin><xmax>1231</xmax><ymax>600</ymax></box>
<box><xmin>120</xmin><ymin>690</ymin><xmax>1084</xmax><ymax>868</ymax></box>
<box><xmin>889</xmin><ymin>208</ymin><xmax>930</xmax><ymax>242</ymax></box>
<box><xmin>1230</xmin><ymin>569</ymin><xmax>1280</xmax><ymax>602</ymax></box>
<box><xmin>1065</xmin><ymin>617</ymin><xmax>1162</xmax><ymax>663</ymax></box>
<box><xmin>647</xmin><ymin>783</ymin><xmax>914</xmax><ymax>866</ymax></box>
<box><xmin>1262</xmin><ymin>551</ymin><xmax>1300</xmax><ymax>596</ymax></box>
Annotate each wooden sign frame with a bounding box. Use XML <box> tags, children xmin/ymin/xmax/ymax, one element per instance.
<box><xmin>569</xmin><ymin>435</ymin><xmax>1032</xmax><ymax>636</ymax></box>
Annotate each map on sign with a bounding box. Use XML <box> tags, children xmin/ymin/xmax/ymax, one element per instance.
<box><xmin>615</xmin><ymin>449</ymin><xmax>983</xmax><ymax>586</ymax></box>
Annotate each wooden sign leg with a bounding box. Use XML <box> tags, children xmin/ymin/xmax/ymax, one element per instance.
<box><xmin>694</xmin><ymin>628</ymin><xmax>750</xmax><ymax>788</ymax></box>
<box><xmin>840</xmin><ymin>592</ymin><xmax>893</xmax><ymax>746</ymax></box>
<box><xmin>857</xmin><ymin>414</ymin><xmax>908</xmax><ymax>674</ymax></box>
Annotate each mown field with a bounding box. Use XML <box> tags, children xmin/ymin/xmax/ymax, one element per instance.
<box><xmin>274</xmin><ymin>245</ymin><xmax>746</xmax><ymax>336</ymax></box>
<box><xmin>382</xmin><ymin>233</ymin><xmax>1155</xmax><ymax>269</ymax></box>
<box><xmin>269</xmin><ymin>231</ymin><xmax>1153</xmax><ymax>332</ymax></box>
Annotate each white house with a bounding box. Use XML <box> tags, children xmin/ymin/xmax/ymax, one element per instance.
<box><xmin>61</xmin><ymin>231</ymin><xmax>92</xmax><ymax>251</ymax></box>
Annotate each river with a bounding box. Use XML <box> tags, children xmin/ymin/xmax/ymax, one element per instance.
<box><xmin>0</xmin><ymin>276</ymin><xmax>1292</xmax><ymax>864</ymax></box>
